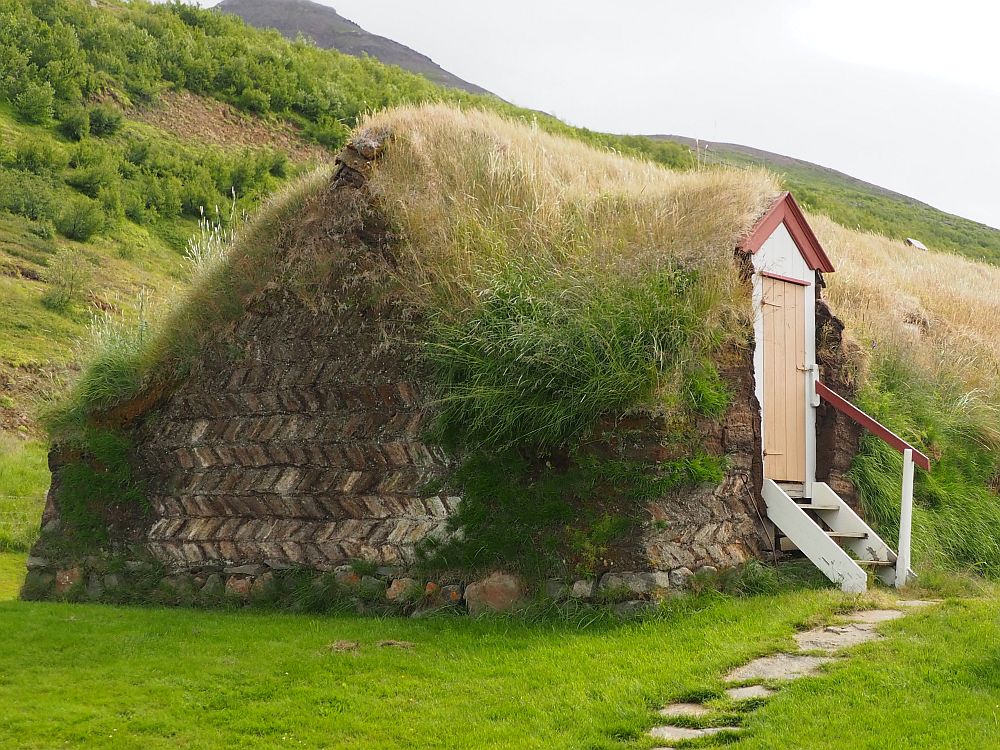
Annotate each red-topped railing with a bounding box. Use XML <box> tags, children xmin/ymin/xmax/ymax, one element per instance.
<box><xmin>815</xmin><ymin>381</ymin><xmax>931</xmax><ymax>470</ymax></box>
<box><xmin>815</xmin><ymin>379</ymin><xmax>931</xmax><ymax>588</ymax></box>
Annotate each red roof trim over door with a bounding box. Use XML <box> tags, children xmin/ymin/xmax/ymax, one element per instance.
<box><xmin>739</xmin><ymin>192</ymin><xmax>836</xmax><ymax>273</ymax></box>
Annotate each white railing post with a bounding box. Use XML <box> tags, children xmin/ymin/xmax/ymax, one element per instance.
<box><xmin>895</xmin><ymin>448</ymin><xmax>915</xmax><ymax>588</ymax></box>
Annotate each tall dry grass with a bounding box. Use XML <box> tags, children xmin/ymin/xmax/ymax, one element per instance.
<box><xmin>816</xmin><ymin>213</ymin><xmax>1000</xmax><ymax>393</ymax></box>
<box><xmin>362</xmin><ymin>104</ymin><xmax>780</xmax><ymax>313</ymax></box>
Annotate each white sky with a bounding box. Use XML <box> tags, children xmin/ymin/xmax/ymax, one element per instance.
<box><xmin>197</xmin><ymin>0</ymin><xmax>1000</xmax><ymax>229</ymax></box>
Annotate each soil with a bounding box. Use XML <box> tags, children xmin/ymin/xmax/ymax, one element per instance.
<box><xmin>129</xmin><ymin>91</ymin><xmax>332</xmax><ymax>164</ymax></box>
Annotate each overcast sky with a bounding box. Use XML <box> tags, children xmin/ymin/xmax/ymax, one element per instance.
<box><xmin>199</xmin><ymin>0</ymin><xmax>1000</xmax><ymax>229</ymax></box>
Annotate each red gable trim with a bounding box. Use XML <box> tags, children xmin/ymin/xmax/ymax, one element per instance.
<box><xmin>760</xmin><ymin>270</ymin><xmax>811</xmax><ymax>287</ymax></box>
<box><xmin>739</xmin><ymin>192</ymin><xmax>836</xmax><ymax>273</ymax></box>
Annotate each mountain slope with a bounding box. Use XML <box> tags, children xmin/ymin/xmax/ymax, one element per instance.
<box><xmin>216</xmin><ymin>0</ymin><xmax>491</xmax><ymax>96</ymax></box>
<box><xmin>652</xmin><ymin>136</ymin><xmax>1000</xmax><ymax>263</ymax></box>
<box><xmin>216</xmin><ymin>0</ymin><xmax>1000</xmax><ymax>263</ymax></box>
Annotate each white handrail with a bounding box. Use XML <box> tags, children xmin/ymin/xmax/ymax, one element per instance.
<box><xmin>895</xmin><ymin>448</ymin><xmax>915</xmax><ymax>588</ymax></box>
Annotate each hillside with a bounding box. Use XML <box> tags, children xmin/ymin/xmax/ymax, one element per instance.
<box><xmin>652</xmin><ymin>136</ymin><xmax>1000</xmax><ymax>263</ymax></box>
<box><xmin>216</xmin><ymin>0</ymin><xmax>491</xmax><ymax>95</ymax></box>
<box><xmin>214</xmin><ymin>0</ymin><xmax>1000</xmax><ymax>264</ymax></box>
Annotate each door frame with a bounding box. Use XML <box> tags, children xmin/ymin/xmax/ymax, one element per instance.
<box><xmin>750</xmin><ymin>225</ymin><xmax>818</xmax><ymax>498</ymax></box>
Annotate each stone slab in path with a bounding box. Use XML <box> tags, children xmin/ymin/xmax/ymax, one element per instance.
<box><xmin>898</xmin><ymin>599</ymin><xmax>937</xmax><ymax>607</ymax></box>
<box><xmin>843</xmin><ymin>609</ymin><xmax>905</xmax><ymax>624</ymax></box>
<box><xmin>649</xmin><ymin>725</ymin><xmax>741</xmax><ymax>741</ymax></box>
<box><xmin>794</xmin><ymin>623</ymin><xmax>881</xmax><ymax>653</ymax></box>
<box><xmin>658</xmin><ymin>702</ymin><xmax>711</xmax><ymax>718</ymax></box>
<box><xmin>726</xmin><ymin>684</ymin><xmax>776</xmax><ymax>701</ymax></box>
<box><xmin>725</xmin><ymin>653</ymin><xmax>834</xmax><ymax>682</ymax></box>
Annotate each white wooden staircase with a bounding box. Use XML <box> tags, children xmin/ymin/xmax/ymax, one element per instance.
<box><xmin>763</xmin><ymin>479</ymin><xmax>915</xmax><ymax>594</ymax></box>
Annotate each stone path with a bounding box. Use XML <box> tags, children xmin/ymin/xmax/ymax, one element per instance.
<box><xmin>648</xmin><ymin>602</ymin><xmax>936</xmax><ymax>748</ymax></box>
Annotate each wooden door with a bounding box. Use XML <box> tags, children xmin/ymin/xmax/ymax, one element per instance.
<box><xmin>762</xmin><ymin>276</ymin><xmax>807</xmax><ymax>482</ymax></box>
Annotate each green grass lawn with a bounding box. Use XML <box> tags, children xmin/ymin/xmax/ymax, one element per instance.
<box><xmin>731</xmin><ymin>598</ymin><xmax>1000</xmax><ymax>750</ymax></box>
<box><xmin>0</xmin><ymin>581</ymin><xmax>846</xmax><ymax>750</ymax></box>
<box><xmin>0</xmin><ymin>552</ymin><xmax>26</xmax><ymax>599</ymax></box>
<box><xmin>0</xmin><ymin>435</ymin><xmax>48</xmax><ymax>551</ymax></box>
<box><xmin>0</xmin><ymin>551</ymin><xmax>995</xmax><ymax>749</ymax></box>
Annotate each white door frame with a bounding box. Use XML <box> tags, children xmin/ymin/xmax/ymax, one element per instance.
<box><xmin>751</xmin><ymin>222</ymin><xmax>817</xmax><ymax>497</ymax></box>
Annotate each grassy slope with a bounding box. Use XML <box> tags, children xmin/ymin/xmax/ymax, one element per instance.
<box><xmin>0</xmin><ymin>437</ymin><xmax>48</xmax><ymax>552</ymax></box>
<box><xmin>653</xmin><ymin>137</ymin><xmax>1000</xmax><ymax>263</ymax></box>
<box><xmin>0</xmin><ymin>552</ymin><xmax>26</xmax><ymax>599</ymax></box>
<box><xmin>0</xmin><ymin>106</ymin><xmax>193</xmax><ymax>364</ymax></box>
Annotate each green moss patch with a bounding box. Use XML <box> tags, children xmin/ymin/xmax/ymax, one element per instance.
<box><xmin>418</xmin><ymin>449</ymin><xmax>725</xmax><ymax>580</ymax></box>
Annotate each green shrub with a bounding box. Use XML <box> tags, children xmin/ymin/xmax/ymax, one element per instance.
<box><xmin>120</xmin><ymin>180</ymin><xmax>151</xmax><ymax>223</ymax></box>
<box><xmin>142</xmin><ymin>174</ymin><xmax>183</xmax><ymax>218</ymax></box>
<box><xmin>303</xmin><ymin>115</ymin><xmax>351</xmax><ymax>150</ymax></box>
<box><xmin>41</xmin><ymin>248</ymin><xmax>93</xmax><ymax>312</ymax></box>
<box><xmin>428</xmin><ymin>268</ymin><xmax>724</xmax><ymax>451</ymax></box>
<box><xmin>266</xmin><ymin>150</ymin><xmax>290</xmax><ymax>178</ymax></box>
<box><xmin>29</xmin><ymin>218</ymin><xmax>56</xmax><ymax>239</ymax></box>
<box><xmin>66</xmin><ymin>141</ymin><xmax>120</xmax><ymax>197</ymax></box>
<box><xmin>14</xmin><ymin>81</ymin><xmax>55</xmax><ymax>124</ymax></box>
<box><xmin>0</xmin><ymin>168</ymin><xmax>60</xmax><ymax>222</ymax></box>
<box><xmin>88</xmin><ymin>105</ymin><xmax>123</xmax><ymax>137</ymax></box>
<box><xmin>236</xmin><ymin>87</ymin><xmax>270</xmax><ymax>114</ymax></box>
<box><xmin>55</xmin><ymin>195</ymin><xmax>105</xmax><ymax>241</ymax></box>
<box><xmin>181</xmin><ymin>170</ymin><xmax>223</xmax><ymax>216</ymax></box>
<box><xmin>13</xmin><ymin>138</ymin><xmax>68</xmax><ymax>175</ymax></box>
<box><xmin>97</xmin><ymin>183</ymin><xmax>125</xmax><ymax>221</ymax></box>
<box><xmin>58</xmin><ymin>106</ymin><xmax>91</xmax><ymax>141</ymax></box>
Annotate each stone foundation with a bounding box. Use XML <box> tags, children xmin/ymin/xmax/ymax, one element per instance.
<box><xmin>643</xmin><ymin>356</ymin><xmax>766</xmax><ymax>573</ymax></box>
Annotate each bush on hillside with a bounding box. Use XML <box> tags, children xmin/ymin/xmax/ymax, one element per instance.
<box><xmin>58</xmin><ymin>106</ymin><xmax>91</xmax><ymax>141</ymax></box>
<box><xmin>236</xmin><ymin>87</ymin><xmax>270</xmax><ymax>114</ymax></box>
<box><xmin>55</xmin><ymin>195</ymin><xmax>105</xmax><ymax>241</ymax></box>
<box><xmin>41</xmin><ymin>249</ymin><xmax>93</xmax><ymax>312</ymax></box>
<box><xmin>12</xmin><ymin>138</ymin><xmax>68</xmax><ymax>175</ymax></box>
<box><xmin>181</xmin><ymin>171</ymin><xmax>224</xmax><ymax>216</ymax></box>
<box><xmin>14</xmin><ymin>81</ymin><xmax>55</xmax><ymax>124</ymax></box>
<box><xmin>87</xmin><ymin>105</ymin><xmax>123</xmax><ymax>137</ymax></box>
<box><xmin>303</xmin><ymin>116</ymin><xmax>351</xmax><ymax>150</ymax></box>
<box><xmin>0</xmin><ymin>169</ymin><xmax>60</xmax><ymax>222</ymax></box>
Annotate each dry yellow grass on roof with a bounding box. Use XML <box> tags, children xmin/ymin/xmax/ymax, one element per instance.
<box><xmin>360</xmin><ymin>104</ymin><xmax>781</xmax><ymax>310</ymax></box>
<box><xmin>816</xmin><ymin>214</ymin><xmax>1000</xmax><ymax>391</ymax></box>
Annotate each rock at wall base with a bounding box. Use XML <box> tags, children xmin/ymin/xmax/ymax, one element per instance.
<box><xmin>464</xmin><ymin>573</ymin><xmax>525</xmax><ymax>616</ymax></box>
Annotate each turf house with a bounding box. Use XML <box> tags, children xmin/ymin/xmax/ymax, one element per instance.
<box><xmin>23</xmin><ymin>105</ymin><xmax>926</xmax><ymax>610</ymax></box>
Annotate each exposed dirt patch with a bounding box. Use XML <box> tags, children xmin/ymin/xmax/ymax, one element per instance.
<box><xmin>0</xmin><ymin>262</ymin><xmax>42</xmax><ymax>281</ymax></box>
<box><xmin>129</xmin><ymin>91</ymin><xmax>332</xmax><ymax>164</ymax></box>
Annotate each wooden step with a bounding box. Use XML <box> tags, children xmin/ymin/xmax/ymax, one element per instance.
<box><xmin>827</xmin><ymin>530</ymin><xmax>868</xmax><ymax>539</ymax></box>
<box><xmin>796</xmin><ymin>501</ymin><xmax>840</xmax><ymax>511</ymax></box>
<box><xmin>856</xmin><ymin>559</ymin><xmax>894</xmax><ymax>567</ymax></box>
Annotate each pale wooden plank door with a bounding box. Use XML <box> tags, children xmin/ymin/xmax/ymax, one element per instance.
<box><xmin>762</xmin><ymin>276</ymin><xmax>807</xmax><ymax>482</ymax></box>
